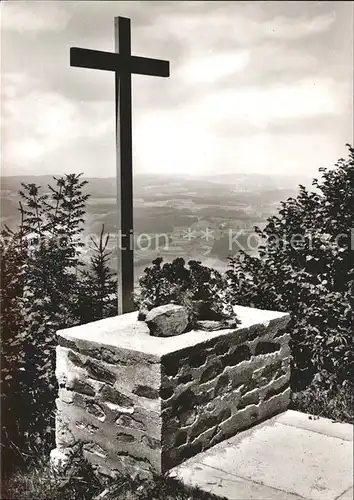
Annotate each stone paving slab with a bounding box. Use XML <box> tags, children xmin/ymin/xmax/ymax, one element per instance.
<box><xmin>336</xmin><ymin>488</ymin><xmax>353</xmax><ymax>500</ymax></box>
<box><xmin>171</xmin><ymin>411</ymin><xmax>353</xmax><ymax>500</ymax></box>
<box><xmin>276</xmin><ymin>410</ymin><xmax>353</xmax><ymax>441</ymax></box>
<box><xmin>173</xmin><ymin>462</ymin><xmax>306</xmax><ymax>500</ymax></box>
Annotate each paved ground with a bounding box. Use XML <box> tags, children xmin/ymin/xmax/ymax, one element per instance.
<box><xmin>171</xmin><ymin>410</ymin><xmax>353</xmax><ymax>500</ymax></box>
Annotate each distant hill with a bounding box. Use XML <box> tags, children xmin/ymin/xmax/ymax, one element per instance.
<box><xmin>0</xmin><ymin>171</ymin><xmax>311</xmax><ymax>197</ymax></box>
<box><xmin>207</xmin><ymin>172</ymin><xmax>312</xmax><ymax>191</ymax></box>
<box><xmin>0</xmin><ymin>171</ymin><xmax>310</xmax><ymax>277</ymax></box>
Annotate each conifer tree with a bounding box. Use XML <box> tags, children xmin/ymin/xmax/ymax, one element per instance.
<box><xmin>1</xmin><ymin>174</ymin><xmax>117</xmax><ymax>473</ymax></box>
<box><xmin>77</xmin><ymin>225</ymin><xmax>117</xmax><ymax>322</ymax></box>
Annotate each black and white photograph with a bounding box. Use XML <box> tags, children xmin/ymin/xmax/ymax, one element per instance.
<box><xmin>1</xmin><ymin>1</ymin><xmax>353</xmax><ymax>499</ymax></box>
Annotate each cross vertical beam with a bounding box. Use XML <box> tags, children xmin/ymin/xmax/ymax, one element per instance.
<box><xmin>69</xmin><ymin>16</ymin><xmax>170</xmax><ymax>315</ymax></box>
<box><xmin>115</xmin><ymin>17</ymin><xmax>134</xmax><ymax>315</ymax></box>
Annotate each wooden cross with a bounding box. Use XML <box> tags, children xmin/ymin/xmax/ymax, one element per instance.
<box><xmin>70</xmin><ymin>16</ymin><xmax>170</xmax><ymax>314</ymax></box>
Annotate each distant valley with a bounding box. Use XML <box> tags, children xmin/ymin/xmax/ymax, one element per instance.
<box><xmin>1</xmin><ymin>172</ymin><xmax>311</xmax><ymax>282</ymax></box>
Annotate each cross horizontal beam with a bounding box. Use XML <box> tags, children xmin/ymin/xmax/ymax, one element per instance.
<box><xmin>70</xmin><ymin>47</ymin><xmax>170</xmax><ymax>77</ymax></box>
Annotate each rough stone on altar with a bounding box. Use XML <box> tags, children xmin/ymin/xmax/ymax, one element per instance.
<box><xmin>145</xmin><ymin>304</ymin><xmax>189</xmax><ymax>337</ymax></box>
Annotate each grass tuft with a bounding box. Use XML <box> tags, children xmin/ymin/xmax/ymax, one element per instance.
<box><xmin>291</xmin><ymin>382</ymin><xmax>354</xmax><ymax>424</ymax></box>
<box><xmin>2</xmin><ymin>457</ymin><xmax>226</xmax><ymax>500</ymax></box>
<box><xmin>2</xmin><ymin>456</ymin><xmax>102</xmax><ymax>500</ymax></box>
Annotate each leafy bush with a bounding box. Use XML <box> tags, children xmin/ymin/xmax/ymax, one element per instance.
<box><xmin>226</xmin><ymin>145</ymin><xmax>354</xmax><ymax>409</ymax></box>
<box><xmin>137</xmin><ymin>257</ymin><xmax>239</xmax><ymax>326</ymax></box>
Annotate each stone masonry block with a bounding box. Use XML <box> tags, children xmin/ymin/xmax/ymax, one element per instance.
<box><xmin>52</xmin><ymin>305</ymin><xmax>291</xmax><ymax>477</ymax></box>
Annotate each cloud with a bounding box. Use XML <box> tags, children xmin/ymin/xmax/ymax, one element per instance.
<box><xmin>1</xmin><ymin>72</ymin><xmax>35</xmax><ymax>99</ymax></box>
<box><xmin>1</xmin><ymin>1</ymin><xmax>70</xmax><ymax>32</ymax></box>
<box><xmin>134</xmin><ymin>76</ymin><xmax>343</xmax><ymax>141</ymax></box>
<box><xmin>198</xmin><ymin>77</ymin><xmax>342</xmax><ymax>127</ymax></box>
<box><xmin>133</xmin><ymin>107</ymin><xmax>348</xmax><ymax>177</ymax></box>
<box><xmin>134</xmin><ymin>110</ymin><xmax>214</xmax><ymax>176</ymax></box>
<box><xmin>250</xmin><ymin>43</ymin><xmax>318</xmax><ymax>74</ymax></box>
<box><xmin>3</xmin><ymin>86</ymin><xmax>113</xmax><ymax>168</ymax></box>
<box><xmin>261</xmin><ymin>13</ymin><xmax>336</xmax><ymax>40</ymax></box>
<box><xmin>131</xmin><ymin>73</ymin><xmax>350</xmax><ymax>176</ymax></box>
<box><xmin>1</xmin><ymin>1</ymin><xmax>352</xmax><ymax>179</ymax></box>
<box><xmin>179</xmin><ymin>50</ymin><xmax>250</xmax><ymax>83</ymax></box>
<box><xmin>153</xmin><ymin>9</ymin><xmax>336</xmax><ymax>52</ymax></box>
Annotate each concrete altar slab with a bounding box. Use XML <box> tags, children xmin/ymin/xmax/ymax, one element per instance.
<box><xmin>57</xmin><ymin>305</ymin><xmax>289</xmax><ymax>358</ymax></box>
<box><xmin>53</xmin><ymin>305</ymin><xmax>292</xmax><ymax>476</ymax></box>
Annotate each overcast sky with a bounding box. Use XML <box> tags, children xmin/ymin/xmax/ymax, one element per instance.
<box><xmin>1</xmin><ymin>1</ymin><xmax>353</xmax><ymax>178</ymax></box>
